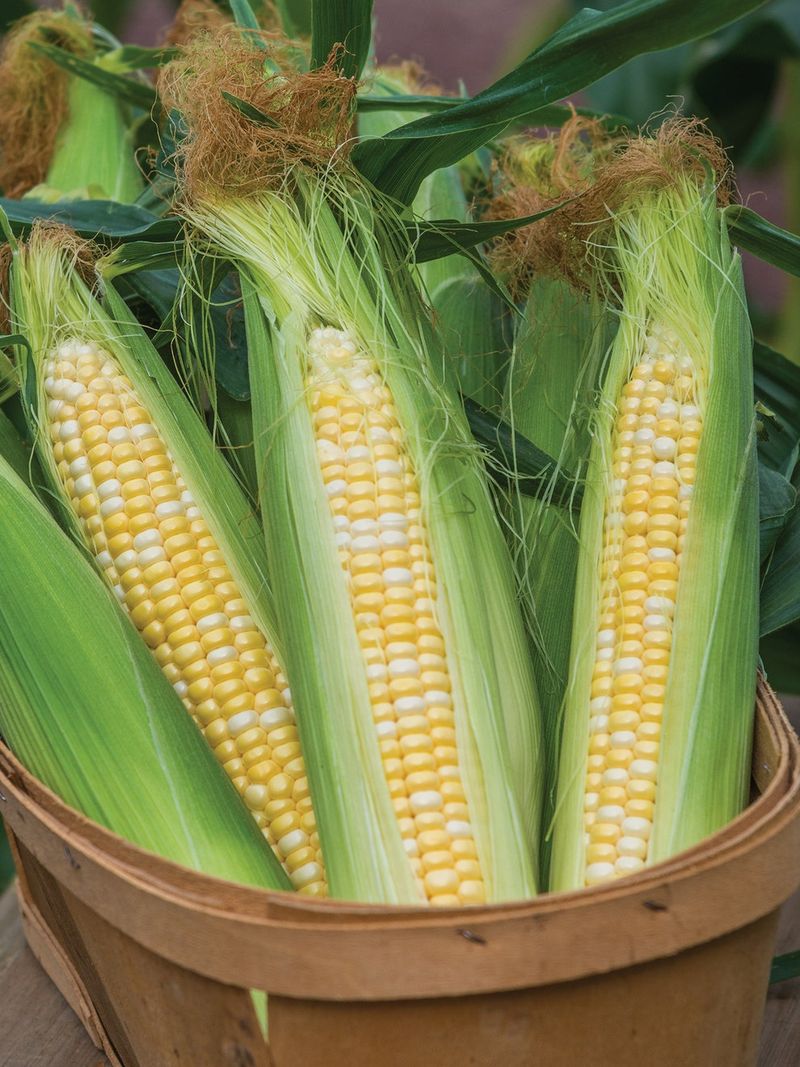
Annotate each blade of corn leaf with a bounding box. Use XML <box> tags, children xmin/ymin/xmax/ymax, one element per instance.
<box><xmin>0</xmin><ymin>454</ymin><xmax>288</xmax><ymax>889</ymax></box>
<box><xmin>758</xmin><ymin>464</ymin><xmax>797</xmax><ymax>564</ymax></box>
<box><xmin>352</xmin><ymin>0</ymin><xmax>770</xmax><ymax>203</ymax></box>
<box><xmin>464</xmin><ymin>397</ymin><xmax>580</xmax><ymax>510</ymax></box>
<box><xmin>27</xmin><ymin>40</ymin><xmax>158</xmax><ymax>111</ymax></box>
<box><xmin>0</xmin><ymin>199</ymin><xmax>180</xmax><ymax>242</ymax></box>
<box><xmin>770</xmin><ymin>951</ymin><xmax>800</xmax><ymax>985</ymax></box>
<box><xmin>311</xmin><ymin>0</ymin><xmax>372</xmax><ymax>80</ymax></box>
<box><xmin>753</xmin><ymin>339</ymin><xmax>800</xmax><ymax>474</ymax></box>
<box><xmin>726</xmin><ymin>205</ymin><xmax>800</xmax><ymax>277</ymax></box>
<box><xmin>761</xmin><ymin>501</ymin><xmax>800</xmax><ymax>636</ymax></box>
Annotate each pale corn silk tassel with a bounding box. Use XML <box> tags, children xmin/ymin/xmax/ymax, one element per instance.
<box><xmin>306</xmin><ymin>326</ymin><xmax>486</xmax><ymax>906</ymax></box>
<box><xmin>583</xmin><ymin>325</ymin><xmax>701</xmax><ymax>885</ymax></box>
<box><xmin>43</xmin><ymin>336</ymin><xmax>326</xmax><ymax>896</ymax></box>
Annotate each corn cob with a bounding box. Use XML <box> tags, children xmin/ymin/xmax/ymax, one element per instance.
<box><xmin>550</xmin><ymin>162</ymin><xmax>759</xmax><ymax>890</ymax></box>
<box><xmin>11</xmin><ymin>228</ymin><xmax>325</xmax><ymax>895</ymax></box>
<box><xmin>0</xmin><ymin>452</ymin><xmax>288</xmax><ymax>890</ymax></box>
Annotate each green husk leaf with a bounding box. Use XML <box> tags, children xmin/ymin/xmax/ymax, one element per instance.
<box><xmin>7</xmin><ymin>229</ymin><xmax>294</xmax><ymax>893</ymax></box>
<box><xmin>503</xmin><ymin>277</ymin><xmax>610</xmax><ymax>882</ymax></box>
<box><xmin>0</xmin><ymin>454</ymin><xmax>287</xmax><ymax>890</ymax></box>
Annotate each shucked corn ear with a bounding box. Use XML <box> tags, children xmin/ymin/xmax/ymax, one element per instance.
<box><xmin>504</xmin><ymin>276</ymin><xmax>608</xmax><ymax>878</ymax></box>
<box><xmin>550</xmin><ymin>172</ymin><xmax>759</xmax><ymax>890</ymax></box>
<box><xmin>10</xmin><ymin>229</ymin><xmax>325</xmax><ymax>895</ymax></box>
<box><xmin>182</xmin><ymin>169</ymin><xmax>543</xmax><ymax>906</ymax></box>
<box><xmin>0</xmin><ymin>452</ymin><xmax>287</xmax><ymax>889</ymax></box>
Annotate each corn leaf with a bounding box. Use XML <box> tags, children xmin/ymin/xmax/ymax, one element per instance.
<box><xmin>27</xmin><ymin>41</ymin><xmax>158</xmax><ymax>111</ymax></box>
<box><xmin>726</xmin><ymin>206</ymin><xmax>800</xmax><ymax>277</ymax></box>
<box><xmin>0</xmin><ymin>455</ymin><xmax>288</xmax><ymax>889</ymax></box>
<box><xmin>352</xmin><ymin>0</ymin><xmax>770</xmax><ymax>202</ymax></box>
<box><xmin>409</xmin><ymin>204</ymin><xmax>564</xmax><ymax>264</ymax></box>
<box><xmin>464</xmin><ymin>398</ymin><xmax>581</xmax><ymax>510</ymax></box>
<box><xmin>761</xmin><ymin>501</ymin><xmax>800</xmax><ymax>636</ymax></box>
<box><xmin>311</xmin><ymin>0</ymin><xmax>372</xmax><ymax>79</ymax></box>
<box><xmin>758</xmin><ymin>463</ymin><xmax>797</xmax><ymax>563</ymax></box>
<box><xmin>0</xmin><ymin>819</ymin><xmax>12</xmax><ymax>892</ymax></box>
<box><xmin>0</xmin><ymin>199</ymin><xmax>180</xmax><ymax>242</ymax></box>
<box><xmin>770</xmin><ymin>950</ymin><xmax>800</xmax><ymax>985</ymax></box>
<box><xmin>754</xmin><ymin>340</ymin><xmax>800</xmax><ymax>474</ymax></box>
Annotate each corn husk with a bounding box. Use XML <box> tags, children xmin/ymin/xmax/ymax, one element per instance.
<box><xmin>504</xmin><ymin>276</ymin><xmax>610</xmax><ymax>877</ymax></box>
<box><xmin>0</xmin><ymin>452</ymin><xmax>288</xmax><ymax>889</ymax></box>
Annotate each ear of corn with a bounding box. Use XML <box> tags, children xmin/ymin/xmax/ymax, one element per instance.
<box><xmin>188</xmin><ymin>171</ymin><xmax>542</xmax><ymax>905</ymax></box>
<box><xmin>504</xmin><ymin>276</ymin><xmax>609</xmax><ymax>877</ymax></box>
<box><xmin>10</xmin><ymin>230</ymin><xmax>325</xmax><ymax>895</ymax></box>
<box><xmin>0</xmin><ymin>452</ymin><xmax>288</xmax><ymax>890</ymax></box>
<box><xmin>550</xmin><ymin>178</ymin><xmax>759</xmax><ymax>891</ymax></box>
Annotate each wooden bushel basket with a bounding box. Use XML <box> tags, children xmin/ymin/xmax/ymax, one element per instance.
<box><xmin>1</xmin><ymin>678</ymin><xmax>799</xmax><ymax>1067</ymax></box>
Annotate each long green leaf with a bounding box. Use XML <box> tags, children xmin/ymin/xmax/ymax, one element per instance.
<box><xmin>726</xmin><ymin>206</ymin><xmax>800</xmax><ymax>277</ymax></box>
<box><xmin>758</xmin><ymin>462</ymin><xmax>797</xmax><ymax>564</ymax></box>
<box><xmin>27</xmin><ymin>41</ymin><xmax>158</xmax><ymax>111</ymax></box>
<box><xmin>311</xmin><ymin>0</ymin><xmax>372</xmax><ymax>79</ymax></box>
<box><xmin>353</xmin><ymin>0</ymin><xmax>769</xmax><ymax>202</ymax></box>
<box><xmin>0</xmin><ymin>819</ymin><xmax>13</xmax><ymax>892</ymax></box>
<box><xmin>464</xmin><ymin>397</ymin><xmax>581</xmax><ymax>510</ymax></box>
<box><xmin>410</xmin><ymin>204</ymin><xmax>564</xmax><ymax>264</ymax></box>
<box><xmin>754</xmin><ymin>340</ymin><xmax>800</xmax><ymax>474</ymax></box>
<box><xmin>0</xmin><ymin>198</ymin><xmax>180</xmax><ymax>242</ymax></box>
<box><xmin>761</xmin><ymin>501</ymin><xmax>800</xmax><ymax>636</ymax></box>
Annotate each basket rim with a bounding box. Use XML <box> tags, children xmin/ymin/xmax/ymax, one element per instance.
<box><xmin>2</xmin><ymin>677</ymin><xmax>799</xmax><ymax>1000</ymax></box>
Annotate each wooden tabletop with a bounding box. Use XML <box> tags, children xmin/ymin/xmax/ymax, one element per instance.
<box><xmin>2</xmin><ymin>699</ymin><xmax>799</xmax><ymax>1067</ymax></box>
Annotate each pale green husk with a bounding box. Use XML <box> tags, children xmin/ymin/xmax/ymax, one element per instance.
<box><xmin>184</xmin><ymin>169</ymin><xmax>542</xmax><ymax>904</ymax></box>
<box><xmin>504</xmin><ymin>276</ymin><xmax>609</xmax><ymax>878</ymax></box>
<box><xmin>39</xmin><ymin>76</ymin><xmax>143</xmax><ymax>203</ymax></box>
<box><xmin>0</xmin><ymin>453</ymin><xmax>287</xmax><ymax>889</ymax></box>
<box><xmin>550</xmin><ymin>178</ymin><xmax>759</xmax><ymax>891</ymax></box>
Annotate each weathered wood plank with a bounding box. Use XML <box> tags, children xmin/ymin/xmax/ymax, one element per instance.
<box><xmin>0</xmin><ymin>886</ymin><xmax>108</xmax><ymax>1067</ymax></box>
